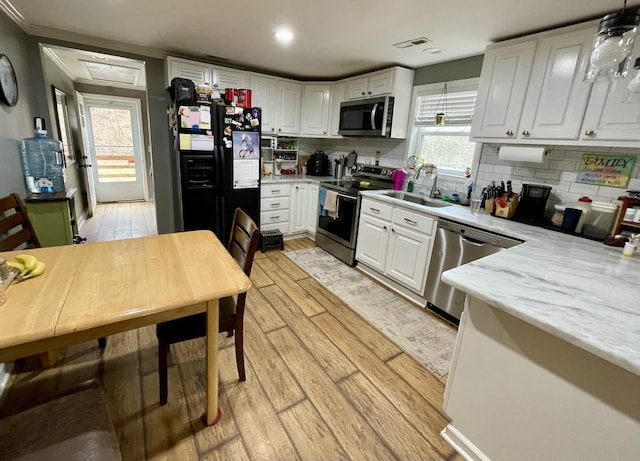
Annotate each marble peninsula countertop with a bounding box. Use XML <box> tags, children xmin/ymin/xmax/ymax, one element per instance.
<box><xmin>361</xmin><ymin>190</ymin><xmax>640</xmax><ymax>377</ymax></box>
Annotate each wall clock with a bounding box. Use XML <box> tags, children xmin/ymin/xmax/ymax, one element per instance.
<box><xmin>0</xmin><ymin>54</ymin><xmax>18</xmax><ymax>107</ymax></box>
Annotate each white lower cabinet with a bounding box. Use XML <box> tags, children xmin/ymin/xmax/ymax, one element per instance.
<box><xmin>385</xmin><ymin>206</ymin><xmax>435</xmax><ymax>293</ymax></box>
<box><xmin>356</xmin><ymin>197</ymin><xmax>437</xmax><ymax>294</ymax></box>
<box><xmin>260</xmin><ymin>181</ymin><xmax>319</xmax><ymax>237</ymax></box>
<box><xmin>306</xmin><ymin>184</ymin><xmax>319</xmax><ymax>234</ymax></box>
<box><xmin>260</xmin><ymin>183</ymin><xmax>291</xmax><ymax>233</ymax></box>
<box><xmin>289</xmin><ymin>182</ymin><xmax>308</xmax><ymax>234</ymax></box>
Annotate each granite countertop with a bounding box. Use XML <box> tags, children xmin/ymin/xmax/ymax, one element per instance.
<box><xmin>361</xmin><ymin>190</ymin><xmax>640</xmax><ymax>376</ymax></box>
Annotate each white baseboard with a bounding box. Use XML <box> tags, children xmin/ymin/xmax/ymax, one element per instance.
<box><xmin>441</xmin><ymin>424</ymin><xmax>492</xmax><ymax>461</ymax></box>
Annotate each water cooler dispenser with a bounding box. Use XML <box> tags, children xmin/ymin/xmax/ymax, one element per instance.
<box><xmin>19</xmin><ymin>117</ymin><xmax>66</xmax><ymax>193</ymax></box>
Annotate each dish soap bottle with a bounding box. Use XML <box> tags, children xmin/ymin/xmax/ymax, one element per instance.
<box><xmin>19</xmin><ymin>117</ymin><xmax>65</xmax><ymax>193</ymax></box>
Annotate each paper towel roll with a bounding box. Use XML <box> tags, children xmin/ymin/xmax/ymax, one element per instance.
<box><xmin>498</xmin><ymin>146</ymin><xmax>547</xmax><ymax>163</ymax></box>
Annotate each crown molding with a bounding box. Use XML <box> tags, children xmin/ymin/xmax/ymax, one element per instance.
<box><xmin>0</xmin><ymin>0</ymin><xmax>29</xmax><ymax>32</ymax></box>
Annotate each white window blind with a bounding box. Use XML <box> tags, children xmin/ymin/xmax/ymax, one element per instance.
<box><xmin>414</xmin><ymin>89</ymin><xmax>477</xmax><ymax>126</ymax></box>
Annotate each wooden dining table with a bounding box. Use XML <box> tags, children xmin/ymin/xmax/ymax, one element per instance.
<box><xmin>0</xmin><ymin>230</ymin><xmax>250</xmax><ymax>425</ymax></box>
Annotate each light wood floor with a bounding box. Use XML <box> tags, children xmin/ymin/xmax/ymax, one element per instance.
<box><xmin>2</xmin><ymin>202</ymin><xmax>463</xmax><ymax>461</ymax></box>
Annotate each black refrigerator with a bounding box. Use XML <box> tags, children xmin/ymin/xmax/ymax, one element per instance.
<box><xmin>170</xmin><ymin>101</ymin><xmax>261</xmax><ymax>241</ymax></box>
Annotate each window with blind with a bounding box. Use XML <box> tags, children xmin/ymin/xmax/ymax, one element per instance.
<box><xmin>407</xmin><ymin>79</ymin><xmax>479</xmax><ymax>177</ymax></box>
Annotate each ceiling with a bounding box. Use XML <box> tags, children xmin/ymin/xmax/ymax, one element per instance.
<box><xmin>3</xmin><ymin>0</ymin><xmax>640</xmax><ymax>80</ymax></box>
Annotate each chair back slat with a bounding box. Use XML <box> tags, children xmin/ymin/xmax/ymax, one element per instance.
<box><xmin>0</xmin><ymin>193</ymin><xmax>41</xmax><ymax>251</ymax></box>
<box><xmin>227</xmin><ymin>208</ymin><xmax>260</xmax><ymax>277</ymax></box>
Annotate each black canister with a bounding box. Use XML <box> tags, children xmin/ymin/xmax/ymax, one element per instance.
<box><xmin>307</xmin><ymin>150</ymin><xmax>330</xmax><ymax>176</ymax></box>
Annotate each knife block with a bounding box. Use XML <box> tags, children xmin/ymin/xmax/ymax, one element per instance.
<box><xmin>495</xmin><ymin>194</ymin><xmax>519</xmax><ymax>218</ymax></box>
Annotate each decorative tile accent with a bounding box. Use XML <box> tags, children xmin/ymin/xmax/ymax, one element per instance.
<box><xmin>285</xmin><ymin>247</ymin><xmax>456</xmax><ymax>377</ymax></box>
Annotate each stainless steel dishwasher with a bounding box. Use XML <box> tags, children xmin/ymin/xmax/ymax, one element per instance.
<box><xmin>424</xmin><ymin>218</ymin><xmax>522</xmax><ymax>325</ymax></box>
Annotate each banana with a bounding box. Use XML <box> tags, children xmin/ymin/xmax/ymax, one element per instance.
<box><xmin>21</xmin><ymin>261</ymin><xmax>45</xmax><ymax>280</ymax></box>
<box><xmin>7</xmin><ymin>261</ymin><xmax>25</xmax><ymax>273</ymax></box>
<box><xmin>15</xmin><ymin>254</ymin><xmax>38</xmax><ymax>272</ymax></box>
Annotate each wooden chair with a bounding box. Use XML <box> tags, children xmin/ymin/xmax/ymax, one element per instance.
<box><xmin>0</xmin><ymin>192</ymin><xmax>107</xmax><ymax>351</ymax></box>
<box><xmin>0</xmin><ymin>193</ymin><xmax>41</xmax><ymax>252</ymax></box>
<box><xmin>156</xmin><ymin>208</ymin><xmax>260</xmax><ymax>405</ymax></box>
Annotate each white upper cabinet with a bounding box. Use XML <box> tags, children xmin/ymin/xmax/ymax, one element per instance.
<box><xmin>471</xmin><ymin>20</ymin><xmax>640</xmax><ymax>147</ymax></box>
<box><xmin>518</xmin><ymin>27</ymin><xmax>594</xmax><ymax>140</ymax></box>
<box><xmin>211</xmin><ymin>66</ymin><xmax>247</xmax><ymax>90</ymax></box>
<box><xmin>345</xmin><ymin>69</ymin><xmax>395</xmax><ymax>99</ymax></box>
<box><xmin>301</xmin><ymin>83</ymin><xmax>331</xmax><ymax>136</ymax></box>
<box><xmin>580</xmin><ymin>39</ymin><xmax>640</xmax><ymax>143</ymax></box>
<box><xmin>328</xmin><ymin>82</ymin><xmax>346</xmax><ymax>137</ymax></box>
<box><xmin>166</xmin><ymin>57</ymin><xmax>211</xmax><ymax>86</ymax></box>
<box><xmin>250</xmin><ymin>75</ymin><xmax>277</xmax><ymax>134</ymax></box>
<box><xmin>470</xmin><ymin>41</ymin><xmax>537</xmax><ymax>139</ymax></box>
<box><xmin>276</xmin><ymin>80</ymin><xmax>302</xmax><ymax>135</ymax></box>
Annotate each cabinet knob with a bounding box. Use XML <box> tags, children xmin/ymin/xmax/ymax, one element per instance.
<box><xmin>361</xmin><ymin>92</ymin><xmax>365</xmax><ymax>95</ymax></box>
<box><xmin>323</xmin><ymin>131</ymin><xmax>327</xmax><ymax>134</ymax></box>
<box><xmin>585</xmin><ymin>130</ymin><xmax>595</xmax><ymax>136</ymax></box>
<box><xmin>383</xmin><ymin>226</ymin><xmax>387</xmax><ymax>231</ymax></box>
<box><xmin>522</xmin><ymin>130</ymin><xmax>530</xmax><ymax>136</ymax></box>
<box><xmin>278</xmin><ymin>128</ymin><xmax>282</xmax><ymax>132</ymax></box>
<box><xmin>391</xmin><ymin>228</ymin><xmax>395</xmax><ymax>233</ymax></box>
<box><xmin>506</xmin><ymin>130</ymin><xmax>514</xmax><ymax>136</ymax></box>
<box><xmin>367</xmin><ymin>91</ymin><xmax>371</xmax><ymax>95</ymax></box>
<box><xmin>271</xmin><ymin>128</ymin><xmax>275</xmax><ymax>132</ymax></box>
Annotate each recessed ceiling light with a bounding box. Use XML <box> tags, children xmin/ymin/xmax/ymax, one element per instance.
<box><xmin>275</xmin><ymin>28</ymin><xmax>294</xmax><ymax>44</ymax></box>
<box><xmin>423</xmin><ymin>47</ymin><xmax>443</xmax><ymax>54</ymax></box>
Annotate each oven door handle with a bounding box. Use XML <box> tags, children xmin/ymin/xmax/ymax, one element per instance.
<box><xmin>370</xmin><ymin>104</ymin><xmax>378</xmax><ymax>130</ymax></box>
<box><xmin>337</xmin><ymin>193</ymin><xmax>356</xmax><ymax>201</ymax></box>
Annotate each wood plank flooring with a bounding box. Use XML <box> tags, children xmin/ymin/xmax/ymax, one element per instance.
<box><xmin>1</xmin><ymin>202</ymin><xmax>462</xmax><ymax>461</ymax></box>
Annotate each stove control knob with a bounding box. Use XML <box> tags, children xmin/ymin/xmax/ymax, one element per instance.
<box><xmin>357</xmin><ymin>165</ymin><xmax>363</xmax><ymax>172</ymax></box>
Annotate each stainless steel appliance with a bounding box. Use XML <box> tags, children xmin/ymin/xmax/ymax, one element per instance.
<box><xmin>338</xmin><ymin>96</ymin><xmax>394</xmax><ymax>137</ymax></box>
<box><xmin>424</xmin><ymin>219</ymin><xmax>522</xmax><ymax>325</ymax></box>
<box><xmin>315</xmin><ymin>164</ymin><xmax>395</xmax><ymax>265</ymax></box>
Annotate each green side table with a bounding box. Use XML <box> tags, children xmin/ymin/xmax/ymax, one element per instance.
<box><xmin>25</xmin><ymin>188</ymin><xmax>79</xmax><ymax>247</ymax></box>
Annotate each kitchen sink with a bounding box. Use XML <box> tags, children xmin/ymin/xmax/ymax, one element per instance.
<box><xmin>381</xmin><ymin>191</ymin><xmax>452</xmax><ymax>208</ymax></box>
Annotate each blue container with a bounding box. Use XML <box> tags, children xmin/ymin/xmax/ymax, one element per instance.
<box><xmin>19</xmin><ymin>117</ymin><xmax>65</xmax><ymax>193</ymax></box>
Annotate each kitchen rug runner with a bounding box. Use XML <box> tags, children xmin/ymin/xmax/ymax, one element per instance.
<box><xmin>285</xmin><ymin>247</ymin><xmax>456</xmax><ymax>377</ymax></box>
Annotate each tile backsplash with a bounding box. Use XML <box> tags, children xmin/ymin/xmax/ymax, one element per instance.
<box><xmin>297</xmin><ymin>138</ymin><xmax>407</xmax><ymax>169</ymax></box>
<box><xmin>476</xmin><ymin>145</ymin><xmax>640</xmax><ymax>210</ymax></box>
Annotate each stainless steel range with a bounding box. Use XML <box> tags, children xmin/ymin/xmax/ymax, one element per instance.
<box><xmin>315</xmin><ymin>164</ymin><xmax>395</xmax><ymax>266</ymax></box>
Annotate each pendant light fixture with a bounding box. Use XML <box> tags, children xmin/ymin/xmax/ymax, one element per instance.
<box><xmin>434</xmin><ymin>83</ymin><xmax>447</xmax><ymax>125</ymax></box>
<box><xmin>584</xmin><ymin>0</ymin><xmax>640</xmax><ymax>82</ymax></box>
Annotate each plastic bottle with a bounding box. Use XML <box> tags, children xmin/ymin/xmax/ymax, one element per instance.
<box><xmin>19</xmin><ymin>117</ymin><xmax>65</xmax><ymax>193</ymax></box>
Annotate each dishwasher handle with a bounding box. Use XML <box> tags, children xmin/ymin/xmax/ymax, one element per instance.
<box><xmin>461</xmin><ymin>235</ymin><xmax>489</xmax><ymax>246</ymax></box>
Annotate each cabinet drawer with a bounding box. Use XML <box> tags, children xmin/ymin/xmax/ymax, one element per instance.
<box><xmin>262</xmin><ymin>196</ymin><xmax>290</xmax><ymax>212</ymax></box>
<box><xmin>260</xmin><ymin>221</ymin><xmax>289</xmax><ymax>234</ymax></box>
<box><xmin>261</xmin><ymin>210</ymin><xmax>288</xmax><ymax>224</ymax></box>
<box><xmin>361</xmin><ymin>198</ymin><xmax>393</xmax><ymax>221</ymax></box>
<box><xmin>392</xmin><ymin>207</ymin><xmax>435</xmax><ymax>234</ymax></box>
<box><xmin>261</xmin><ymin>183</ymin><xmax>291</xmax><ymax>197</ymax></box>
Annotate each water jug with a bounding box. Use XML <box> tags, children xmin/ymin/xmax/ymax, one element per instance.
<box><xmin>19</xmin><ymin>117</ymin><xmax>65</xmax><ymax>193</ymax></box>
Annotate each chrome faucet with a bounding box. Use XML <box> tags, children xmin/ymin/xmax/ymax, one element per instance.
<box><xmin>413</xmin><ymin>164</ymin><xmax>438</xmax><ymax>198</ymax></box>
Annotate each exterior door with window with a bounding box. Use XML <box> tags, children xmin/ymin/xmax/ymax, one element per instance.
<box><xmin>83</xmin><ymin>96</ymin><xmax>146</xmax><ymax>202</ymax></box>
<box><xmin>75</xmin><ymin>91</ymin><xmax>97</xmax><ymax>216</ymax></box>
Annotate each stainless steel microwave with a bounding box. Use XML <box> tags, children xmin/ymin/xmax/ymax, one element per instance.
<box><xmin>338</xmin><ymin>96</ymin><xmax>394</xmax><ymax>137</ymax></box>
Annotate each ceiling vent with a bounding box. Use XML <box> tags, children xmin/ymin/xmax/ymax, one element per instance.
<box><xmin>393</xmin><ymin>37</ymin><xmax>431</xmax><ymax>49</ymax></box>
